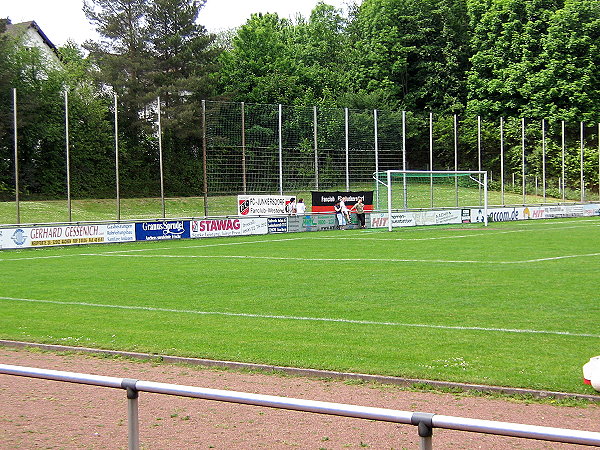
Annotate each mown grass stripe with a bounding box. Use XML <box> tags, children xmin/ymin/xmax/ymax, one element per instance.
<box><xmin>1</xmin><ymin>295</ymin><xmax>598</xmax><ymax>339</ymax></box>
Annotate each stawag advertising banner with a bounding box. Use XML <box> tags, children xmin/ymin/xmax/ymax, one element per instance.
<box><xmin>0</xmin><ymin>223</ymin><xmax>135</xmax><ymax>249</ymax></box>
<box><xmin>191</xmin><ymin>218</ymin><xmax>268</xmax><ymax>238</ymax></box>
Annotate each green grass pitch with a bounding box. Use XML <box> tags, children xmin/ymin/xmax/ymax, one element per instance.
<box><xmin>1</xmin><ymin>217</ymin><xmax>599</xmax><ymax>394</ymax></box>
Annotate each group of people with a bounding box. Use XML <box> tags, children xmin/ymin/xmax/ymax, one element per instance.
<box><xmin>290</xmin><ymin>196</ymin><xmax>366</xmax><ymax>229</ymax></box>
<box><xmin>334</xmin><ymin>196</ymin><xmax>366</xmax><ymax>229</ymax></box>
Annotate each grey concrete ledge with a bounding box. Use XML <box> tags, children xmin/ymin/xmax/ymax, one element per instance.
<box><xmin>1</xmin><ymin>340</ymin><xmax>598</xmax><ymax>403</ymax></box>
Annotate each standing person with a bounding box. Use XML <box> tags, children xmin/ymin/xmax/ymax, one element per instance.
<box><xmin>340</xmin><ymin>196</ymin><xmax>350</xmax><ymax>223</ymax></box>
<box><xmin>350</xmin><ymin>197</ymin><xmax>366</xmax><ymax>228</ymax></box>
<box><xmin>295</xmin><ymin>198</ymin><xmax>306</xmax><ymax>215</ymax></box>
<box><xmin>334</xmin><ymin>201</ymin><xmax>346</xmax><ymax>229</ymax></box>
<box><xmin>287</xmin><ymin>197</ymin><xmax>296</xmax><ymax>214</ymax></box>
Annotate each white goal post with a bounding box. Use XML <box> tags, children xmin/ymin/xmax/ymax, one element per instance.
<box><xmin>373</xmin><ymin>170</ymin><xmax>488</xmax><ymax>231</ymax></box>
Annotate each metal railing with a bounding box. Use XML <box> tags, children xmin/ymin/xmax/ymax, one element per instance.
<box><xmin>1</xmin><ymin>363</ymin><xmax>599</xmax><ymax>449</ymax></box>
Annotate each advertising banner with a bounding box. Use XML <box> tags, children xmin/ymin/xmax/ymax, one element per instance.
<box><xmin>471</xmin><ymin>204</ymin><xmax>600</xmax><ymax>223</ymax></box>
<box><xmin>135</xmin><ymin>220</ymin><xmax>190</xmax><ymax>240</ymax></box>
<box><xmin>414</xmin><ymin>210</ymin><xmax>463</xmax><ymax>226</ymax></box>
<box><xmin>238</xmin><ymin>195</ymin><xmax>296</xmax><ymax>216</ymax></box>
<box><xmin>288</xmin><ymin>214</ymin><xmax>339</xmax><ymax>232</ymax></box>
<box><xmin>191</xmin><ymin>218</ymin><xmax>268</xmax><ymax>238</ymax></box>
<box><xmin>0</xmin><ymin>223</ymin><xmax>135</xmax><ymax>249</ymax></box>
<box><xmin>311</xmin><ymin>191</ymin><xmax>374</xmax><ymax>213</ymax></box>
<box><xmin>370</xmin><ymin>212</ymin><xmax>416</xmax><ymax>228</ymax></box>
<box><xmin>583</xmin><ymin>204</ymin><xmax>600</xmax><ymax>216</ymax></box>
<box><xmin>267</xmin><ymin>217</ymin><xmax>288</xmax><ymax>233</ymax></box>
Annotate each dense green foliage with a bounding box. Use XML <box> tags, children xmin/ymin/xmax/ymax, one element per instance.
<box><xmin>1</xmin><ymin>0</ymin><xmax>599</xmax><ymax>200</ymax></box>
<box><xmin>1</xmin><ymin>218</ymin><xmax>599</xmax><ymax>393</ymax></box>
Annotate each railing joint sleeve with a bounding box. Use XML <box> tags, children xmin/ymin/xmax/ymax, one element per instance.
<box><xmin>411</xmin><ymin>412</ymin><xmax>435</xmax><ymax>437</ymax></box>
<box><xmin>121</xmin><ymin>378</ymin><xmax>139</xmax><ymax>399</ymax></box>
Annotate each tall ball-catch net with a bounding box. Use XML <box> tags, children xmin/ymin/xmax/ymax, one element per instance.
<box><xmin>373</xmin><ymin>170</ymin><xmax>488</xmax><ymax>230</ymax></box>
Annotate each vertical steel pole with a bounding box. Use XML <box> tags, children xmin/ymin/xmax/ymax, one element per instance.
<box><xmin>202</xmin><ymin>100</ymin><xmax>208</xmax><ymax>216</ymax></box>
<box><xmin>13</xmin><ymin>88</ymin><xmax>20</xmax><ymax>224</ymax></box>
<box><xmin>157</xmin><ymin>97</ymin><xmax>165</xmax><ymax>218</ymax></box>
<box><xmin>598</xmin><ymin>123</ymin><xmax>600</xmax><ymax>202</ymax></box>
<box><xmin>477</xmin><ymin>115</ymin><xmax>482</xmax><ymax>203</ymax></box>
<box><xmin>500</xmin><ymin>117</ymin><xmax>505</xmax><ymax>205</ymax></box>
<box><xmin>374</xmin><ymin>109</ymin><xmax>379</xmax><ymax>208</ymax></box>
<box><xmin>241</xmin><ymin>102</ymin><xmax>247</xmax><ymax>194</ymax></box>
<box><xmin>114</xmin><ymin>94</ymin><xmax>120</xmax><ymax>220</ymax></box>
<box><xmin>522</xmin><ymin>118</ymin><xmax>526</xmax><ymax>204</ymax></box>
<box><xmin>125</xmin><ymin>386</ymin><xmax>139</xmax><ymax>450</ymax></box>
<box><xmin>402</xmin><ymin>110</ymin><xmax>407</xmax><ymax>209</ymax></box>
<box><xmin>429</xmin><ymin>112</ymin><xmax>433</xmax><ymax>208</ymax></box>
<box><xmin>65</xmin><ymin>90</ymin><xmax>72</xmax><ymax>222</ymax></box>
<box><xmin>313</xmin><ymin>105</ymin><xmax>319</xmax><ymax>190</ymax></box>
<box><xmin>580</xmin><ymin>121</ymin><xmax>585</xmax><ymax>202</ymax></box>
<box><xmin>484</xmin><ymin>171</ymin><xmax>488</xmax><ymax>227</ymax></box>
<box><xmin>387</xmin><ymin>170</ymin><xmax>392</xmax><ymax>232</ymax></box>
<box><xmin>454</xmin><ymin>114</ymin><xmax>458</xmax><ymax>207</ymax></box>
<box><xmin>278</xmin><ymin>104</ymin><xmax>283</xmax><ymax>195</ymax></box>
<box><xmin>562</xmin><ymin>120</ymin><xmax>566</xmax><ymax>201</ymax></box>
<box><xmin>542</xmin><ymin>119</ymin><xmax>546</xmax><ymax>202</ymax></box>
<box><xmin>345</xmin><ymin>107</ymin><xmax>350</xmax><ymax>191</ymax></box>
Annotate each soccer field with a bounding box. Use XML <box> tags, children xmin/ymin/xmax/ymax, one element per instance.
<box><xmin>1</xmin><ymin>217</ymin><xmax>599</xmax><ymax>394</ymax></box>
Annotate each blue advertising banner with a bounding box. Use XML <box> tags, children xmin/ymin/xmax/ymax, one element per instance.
<box><xmin>267</xmin><ymin>217</ymin><xmax>288</xmax><ymax>233</ymax></box>
<box><xmin>135</xmin><ymin>220</ymin><xmax>190</xmax><ymax>240</ymax></box>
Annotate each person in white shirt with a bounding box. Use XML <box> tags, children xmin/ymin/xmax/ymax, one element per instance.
<box><xmin>296</xmin><ymin>198</ymin><xmax>306</xmax><ymax>215</ymax></box>
<box><xmin>340</xmin><ymin>197</ymin><xmax>350</xmax><ymax>223</ymax></box>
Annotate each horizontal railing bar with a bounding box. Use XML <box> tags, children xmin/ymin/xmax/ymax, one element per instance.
<box><xmin>433</xmin><ymin>415</ymin><xmax>600</xmax><ymax>446</ymax></box>
<box><xmin>135</xmin><ymin>380</ymin><xmax>414</xmax><ymax>423</ymax></box>
<box><xmin>2</xmin><ymin>364</ymin><xmax>600</xmax><ymax>446</ymax></box>
<box><xmin>0</xmin><ymin>364</ymin><xmax>123</xmax><ymax>388</ymax></box>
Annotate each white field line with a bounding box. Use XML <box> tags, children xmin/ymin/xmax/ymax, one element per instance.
<box><xmin>74</xmin><ymin>252</ymin><xmax>600</xmax><ymax>264</ymax></box>
<box><xmin>1</xmin><ymin>296</ymin><xmax>598</xmax><ymax>339</ymax></box>
<box><xmin>313</xmin><ymin>222</ymin><xmax>600</xmax><ymax>241</ymax></box>
<box><xmin>1</xmin><ymin>220</ymin><xmax>598</xmax><ymax>262</ymax></box>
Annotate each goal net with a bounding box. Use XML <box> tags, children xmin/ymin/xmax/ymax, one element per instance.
<box><xmin>373</xmin><ymin>170</ymin><xmax>488</xmax><ymax>230</ymax></box>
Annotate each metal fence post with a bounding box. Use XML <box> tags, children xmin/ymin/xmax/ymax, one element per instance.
<box><xmin>542</xmin><ymin>119</ymin><xmax>546</xmax><ymax>202</ymax></box>
<box><xmin>122</xmin><ymin>378</ymin><xmax>140</xmax><ymax>450</ymax></box>
<box><xmin>12</xmin><ymin>88</ymin><xmax>20</xmax><ymax>224</ymax></box>
<box><xmin>314</xmin><ymin>106</ymin><xmax>319</xmax><ymax>190</ymax></box>
<box><xmin>345</xmin><ymin>107</ymin><xmax>350</xmax><ymax>191</ymax></box>
<box><xmin>374</xmin><ymin>109</ymin><xmax>379</xmax><ymax>208</ymax></box>
<box><xmin>500</xmin><ymin>117</ymin><xmax>504</xmax><ymax>205</ymax></box>
<box><xmin>64</xmin><ymin>90</ymin><xmax>72</xmax><ymax>222</ymax></box>
<box><xmin>580</xmin><ymin>121</ymin><xmax>585</xmax><ymax>202</ymax></box>
<box><xmin>521</xmin><ymin>117</ymin><xmax>526</xmax><ymax>204</ymax></box>
<box><xmin>562</xmin><ymin>120</ymin><xmax>566</xmax><ymax>201</ymax></box>
<box><xmin>202</xmin><ymin>100</ymin><xmax>208</xmax><ymax>216</ymax></box>
<box><xmin>157</xmin><ymin>97</ymin><xmax>165</xmax><ymax>218</ymax></box>
<box><xmin>278</xmin><ymin>104</ymin><xmax>283</xmax><ymax>195</ymax></box>
<box><xmin>241</xmin><ymin>102</ymin><xmax>247</xmax><ymax>194</ymax></box>
<box><xmin>412</xmin><ymin>412</ymin><xmax>434</xmax><ymax>450</ymax></box>
<box><xmin>114</xmin><ymin>93</ymin><xmax>121</xmax><ymax>220</ymax></box>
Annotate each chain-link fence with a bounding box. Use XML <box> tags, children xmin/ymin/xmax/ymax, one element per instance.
<box><xmin>205</xmin><ymin>101</ymin><xmax>600</xmax><ymax>203</ymax></box>
<box><xmin>2</xmin><ymin>95</ymin><xmax>599</xmax><ymax>222</ymax></box>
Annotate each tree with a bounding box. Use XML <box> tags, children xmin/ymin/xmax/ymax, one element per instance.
<box><xmin>218</xmin><ymin>13</ymin><xmax>302</xmax><ymax>104</ymax></box>
<box><xmin>84</xmin><ymin>0</ymin><xmax>222</xmax><ymax>197</ymax></box>
<box><xmin>145</xmin><ymin>0</ymin><xmax>221</xmax><ymax>195</ymax></box>
<box><xmin>528</xmin><ymin>0</ymin><xmax>600</xmax><ymax>123</ymax></box>
<box><xmin>466</xmin><ymin>0</ymin><xmax>565</xmax><ymax>119</ymax></box>
<box><xmin>347</xmin><ymin>0</ymin><xmax>471</xmax><ymax>113</ymax></box>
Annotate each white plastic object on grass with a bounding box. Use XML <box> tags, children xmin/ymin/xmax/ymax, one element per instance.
<box><xmin>583</xmin><ymin>356</ymin><xmax>600</xmax><ymax>391</ymax></box>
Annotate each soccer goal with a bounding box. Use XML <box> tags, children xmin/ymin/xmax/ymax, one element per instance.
<box><xmin>373</xmin><ymin>170</ymin><xmax>488</xmax><ymax>231</ymax></box>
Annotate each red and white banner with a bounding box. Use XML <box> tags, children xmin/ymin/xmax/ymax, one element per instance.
<box><xmin>238</xmin><ymin>195</ymin><xmax>296</xmax><ymax>216</ymax></box>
